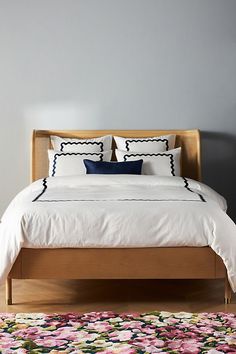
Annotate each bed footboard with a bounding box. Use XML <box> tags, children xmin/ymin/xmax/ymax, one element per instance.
<box><xmin>7</xmin><ymin>247</ymin><xmax>231</xmax><ymax>305</ymax></box>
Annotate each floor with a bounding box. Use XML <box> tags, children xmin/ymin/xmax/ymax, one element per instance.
<box><xmin>0</xmin><ymin>278</ymin><xmax>235</xmax><ymax>314</ymax></box>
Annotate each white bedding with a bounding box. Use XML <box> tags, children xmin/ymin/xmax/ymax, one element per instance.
<box><xmin>1</xmin><ymin>175</ymin><xmax>236</xmax><ymax>291</ymax></box>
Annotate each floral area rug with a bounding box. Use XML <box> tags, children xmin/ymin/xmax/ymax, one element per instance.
<box><xmin>0</xmin><ymin>311</ymin><xmax>236</xmax><ymax>353</ymax></box>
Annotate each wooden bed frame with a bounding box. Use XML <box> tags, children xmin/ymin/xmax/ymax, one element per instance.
<box><xmin>7</xmin><ymin>129</ymin><xmax>232</xmax><ymax>305</ymax></box>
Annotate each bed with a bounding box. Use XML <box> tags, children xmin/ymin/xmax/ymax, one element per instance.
<box><xmin>5</xmin><ymin>129</ymin><xmax>233</xmax><ymax>305</ymax></box>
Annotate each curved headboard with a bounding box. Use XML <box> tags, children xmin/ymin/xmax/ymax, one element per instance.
<box><xmin>31</xmin><ymin>129</ymin><xmax>201</xmax><ymax>182</ymax></box>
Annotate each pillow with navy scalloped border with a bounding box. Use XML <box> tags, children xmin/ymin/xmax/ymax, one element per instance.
<box><xmin>114</xmin><ymin>134</ymin><xmax>176</xmax><ymax>153</ymax></box>
<box><xmin>48</xmin><ymin>150</ymin><xmax>112</xmax><ymax>177</ymax></box>
<box><xmin>115</xmin><ymin>147</ymin><xmax>181</xmax><ymax>176</ymax></box>
<box><xmin>83</xmin><ymin>159</ymin><xmax>143</xmax><ymax>175</ymax></box>
<box><xmin>50</xmin><ymin>135</ymin><xmax>112</xmax><ymax>153</ymax></box>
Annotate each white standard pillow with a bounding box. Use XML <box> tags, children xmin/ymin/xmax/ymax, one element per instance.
<box><xmin>115</xmin><ymin>147</ymin><xmax>181</xmax><ymax>176</ymax></box>
<box><xmin>50</xmin><ymin>135</ymin><xmax>112</xmax><ymax>153</ymax></box>
<box><xmin>48</xmin><ymin>150</ymin><xmax>112</xmax><ymax>177</ymax></box>
<box><xmin>114</xmin><ymin>134</ymin><xmax>176</xmax><ymax>153</ymax></box>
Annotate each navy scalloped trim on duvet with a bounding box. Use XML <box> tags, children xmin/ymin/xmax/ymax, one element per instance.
<box><xmin>33</xmin><ymin>176</ymin><xmax>206</xmax><ymax>203</ymax></box>
<box><xmin>34</xmin><ymin>198</ymin><xmax>206</xmax><ymax>202</ymax></box>
<box><xmin>32</xmin><ymin>178</ymin><xmax>48</xmax><ymax>202</ymax></box>
<box><xmin>125</xmin><ymin>138</ymin><xmax>169</xmax><ymax>152</ymax></box>
<box><xmin>60</xmin><ymin>141</ymin><xmax>104</xmax><ymax>152</ymax></box>
<box><xmin>183</xmin><ymin>177</ymin><xmax>206</xmax><ymax>202</ymax></box>
<box><xmin>52</xmin><ymin>152</ymin><xmax>104</xmax><ymax>177</ymax></box>
<box><xmin>123</xmin><ymin>153</ymin><xmax>175</xmax><ymax>176</ymax></box>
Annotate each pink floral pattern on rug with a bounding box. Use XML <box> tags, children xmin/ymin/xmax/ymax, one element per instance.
<box><xmin>0</xmin><ymin>311</ymin><xmax>236</xmax><ymax>353</ymax></box>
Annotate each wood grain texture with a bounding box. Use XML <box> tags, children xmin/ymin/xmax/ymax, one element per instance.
<box><xmin>9</xmin><ymin>247</ymin><xmax>225</xmax><ymax>280</ymax></box>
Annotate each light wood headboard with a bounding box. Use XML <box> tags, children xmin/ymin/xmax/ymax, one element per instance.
<box><xmin>32</xmin><ymin>130</ymin><xmax>201</xmax><ymax>182</ymax></box>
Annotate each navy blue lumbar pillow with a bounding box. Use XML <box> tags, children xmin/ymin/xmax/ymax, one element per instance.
<box><xmin>83</xmin><ymin>159</ymin><xmax>143</xmax><ymax>175</ymax></box>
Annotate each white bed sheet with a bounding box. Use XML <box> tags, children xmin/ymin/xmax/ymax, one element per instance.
<box><xmin>1</xmin><ymin>175</ymin><xmax>236</xmax><ymax>290</ymax></box>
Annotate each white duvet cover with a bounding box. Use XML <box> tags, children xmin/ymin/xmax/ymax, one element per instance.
<box><xmin>1</xmin><ymin>175</ymin><xmax>236</xmax><ymax>290</ymax></box>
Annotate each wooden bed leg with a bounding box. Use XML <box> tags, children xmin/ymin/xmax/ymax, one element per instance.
<box><xmin>6</xmin><ymin>278</ymin><xmax>12</xmax><ymax>305</ymax></box>
<box><xmin>225</xmin><ymin>276</ymin><xmax>232</xmax><ymax>304</ymax></box>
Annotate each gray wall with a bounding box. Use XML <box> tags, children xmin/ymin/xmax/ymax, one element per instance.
<box><xmin>0</xmin><ymin>0</ymin><xmax>236</xmax><ymax>218</ymax></box>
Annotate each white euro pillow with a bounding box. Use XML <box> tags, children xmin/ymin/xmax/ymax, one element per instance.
<box><xmin>48</xmin><ymin>150</ymin><xmax>112</xmax><ymax>177</ymax></box>
<box><xmin>115</xmin><ymin>147</ymin><xmax>181</xmax><ymax>176</ymax></box>
<box><xmin>50</xmin><ymin>135</ymin><xmax>112</xmax><ymax>153</ymax></box>
<box><xmin>114</xmin><ymin>134</ymin><xmax>175</xmax><ymax>153</ymax></box>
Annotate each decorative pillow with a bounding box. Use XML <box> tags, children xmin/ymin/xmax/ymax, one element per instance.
<box><xmin>48</xmin><ymin>150</ymin><xmax>112</xmax><ymax>177</ymax></box>
<box><xmin>114</xmin><ymin>134</ymin><xmax>175</xmax><ymax>153</ymax></box>
<box><xmin>50</xmin><ymin>135</ymin><xmax>112</xmax><ymax>153</ymax></box>
<box><xmin>84</xmin><ymin>159</ymin><xmax>143</xmax><ymax>175</ymax></box>
<box><xmin>115</xmin><ymin>147</ymin><xmax>181</xmax><ymax>176</ymax></box>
